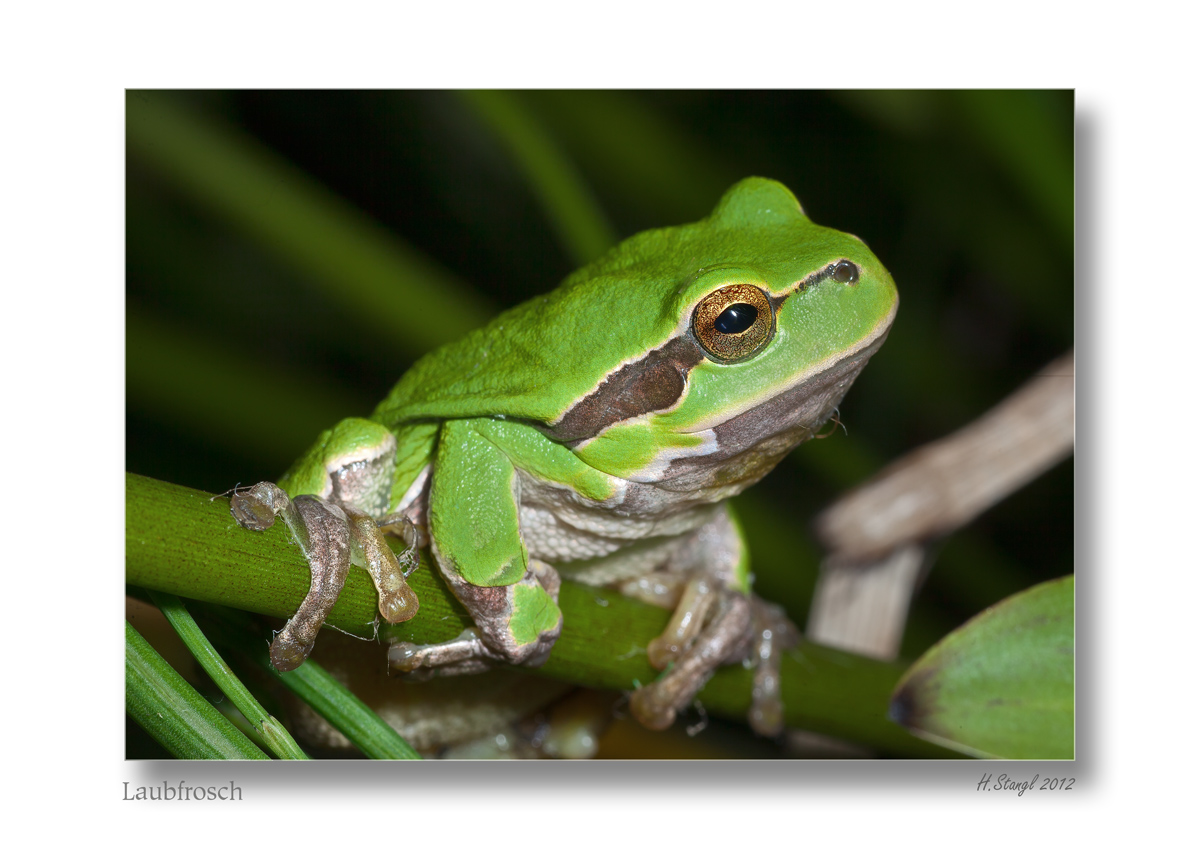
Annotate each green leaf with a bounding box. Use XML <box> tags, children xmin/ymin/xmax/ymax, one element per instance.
<box><xmin>125</xmin><ymin>621</ymin><xmax>269</xmax><ymax>760</ymax></box>
<box><xmin>126</xmin><ymin>92</ymin><xmax>492</xmax><ymax>356</ymax></box>
<box><xmin>458</xmin><ymin>90</ymin><xmax>617</xmax><ymax>265</ymax></box>
<box><xmin>890</xmin><ymin>575</ymin><xmax>1074</xmax><ymax>759</ymax></box>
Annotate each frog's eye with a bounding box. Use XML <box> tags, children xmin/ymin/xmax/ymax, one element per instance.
<box><xmin>691</xmin><ymin>283</ymin><xmax>775</xmax><ymax>363</ymax></box>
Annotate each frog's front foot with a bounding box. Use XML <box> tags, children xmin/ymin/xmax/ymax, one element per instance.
<box><xmin>388</xmin><ymin>629</ymin><xmax>503</xmax><ymax>678</ymax></box>
<box><xmin>389</xmin><ymin>559</ymin><xmax>563</xmax><ymax>677</ymax></box>
<box><xmin>230</xmin><ymin>482</ymin><xmax>420</xmax><ymax>672</ymax></box>
<box><xmin>629</xmin><ymin>578</ymin><xmax>798</xmax><ymax>735</ymax></box>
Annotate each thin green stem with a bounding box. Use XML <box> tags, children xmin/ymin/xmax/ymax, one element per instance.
<box><xmin>147</xmin><ymin>590</ymin><xmax>309</xmax><ymax>760</ymax></box>
<box><xmin>193</xmin><ymin>604</ymin><xmax>421</xmax><ymax>759</ymax></box>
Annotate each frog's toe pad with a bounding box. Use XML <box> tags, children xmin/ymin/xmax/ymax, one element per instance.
<box><xmin>230</xmin><ymin>482</ymin><xmax>290</xmax><ymax>531</ymax></box>
<box><xmin>378</xmin><ymin>583</ymin><xmax>421</xmax><ymax>623</ymax></box>
<box><xmin>628</xmin><ymin>681</ymin><xmax>682</xmax><ymax>731</ymax></box>
<box><xmin>269</xmin><ymin>627</ymin><xmax>315</xmax><ymax>672</ymax></box>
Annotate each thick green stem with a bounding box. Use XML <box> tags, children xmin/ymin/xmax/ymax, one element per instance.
<box><xmin>126</xmin><ymin>472</ymin><xmax>953</xmax><ymax>756</ymax></box>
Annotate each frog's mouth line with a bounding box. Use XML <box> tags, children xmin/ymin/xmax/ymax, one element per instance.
<box><xmin>626</xmin><ymin>327</ymin><xmax>894</xmax><ymax>490</ymax></box>
<box><xmin>603</xmin><ymin>326</ymin><xmax>894</xmax><ymax>489</ymax></box>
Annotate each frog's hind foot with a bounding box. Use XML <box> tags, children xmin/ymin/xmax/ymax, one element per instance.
<box><xmin>387</xmin><ymin>584</ymin><xmax>562</xmax><ymax>677</ymax></box>
<box><xmin>387</xmin><ymin>569</ymin><xmax>564</xmax><ymax>677</ymax></box>
<box><xmin>628</xmin><ymin>578</ymin><xmax>798</xmax><ymax>735</ymax></box>
<box><xmin>628</xmin><ymin>582</ymin><xmax>751</xmax><ymax>731</ymax></box>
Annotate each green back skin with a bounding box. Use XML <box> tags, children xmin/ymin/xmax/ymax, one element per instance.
<box><xmin>371</xmin><ymin>177</ymin><xmax>896</xmax><ymax>472</ymax></box>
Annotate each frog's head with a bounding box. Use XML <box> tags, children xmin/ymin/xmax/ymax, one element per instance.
<box><xmin>558</xmin><ymin>177</ymin><xmax>898</xmax><ymax>491</ymax></box>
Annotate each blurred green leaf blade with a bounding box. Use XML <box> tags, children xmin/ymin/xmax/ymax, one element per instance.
<box><xmin>192</xmin><ymin>604</ymin><xmax>423</xmax><ymax>760</ymax></box>
<box><xmin>458</xmin><ymin>90</ymin><xmax>617</xmax><ymax>264</ymax></box>
<box><xmin>126</xmin><ymin>92</ymin><xmax>491</xmax><ymax>356</ymax></box>
<box><xmin>890</xmin><ymin>575</ymin><xmax>1074</xmax><ymax>758</ymax></box>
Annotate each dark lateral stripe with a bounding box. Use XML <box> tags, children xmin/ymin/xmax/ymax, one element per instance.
<box><xmin>544</xmin><ymin>336</ymin><xmax>706</xmax><ymax>443</ymax></box>
<box><xmin>538</xmin><ymin>260</ymin><xmax>853</xmax><ymax>444</ymax></box>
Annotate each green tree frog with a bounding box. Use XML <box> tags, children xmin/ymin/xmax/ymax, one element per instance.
<box><xmin>231</xmin><ymin>177</ymin><xmax>898</xmax><ymax>736</ymax></box>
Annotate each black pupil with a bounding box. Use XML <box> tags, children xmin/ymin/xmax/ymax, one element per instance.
<box><xmin>714</xmin><ymin>303</ymin><xmax>758</xmax><ymax>334</ymax></box>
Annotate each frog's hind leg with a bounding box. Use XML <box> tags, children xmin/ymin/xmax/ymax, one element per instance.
<box><xmin>625</xmin><ymin>575</ymin><xmax>756</xmax><ymax>730</ymax></box>
<box><xmin>621</xmin><ymin>504</ymin><xmax>799</xmax><ymax>736</ymax></box>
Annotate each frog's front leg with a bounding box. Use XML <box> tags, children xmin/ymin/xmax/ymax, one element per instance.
<box><xmin>389</xmin><ymin>419</ymin><xmax>564</xmax><ymax>676</ymax></box>
<box><xmin>230</xmin><ymin>419</ymin><xmax>420</xmax><ymax>671</ymax></box>
<box><xmin>390</xmin><ymin>555</ymin><xmax>563</xmax><ymax>676</ymax></box>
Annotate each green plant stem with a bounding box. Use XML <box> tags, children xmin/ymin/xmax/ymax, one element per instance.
<box><xmin>192</xmin><ymin>603</ymin><xmax>422</xmax><ymax>759</ymax></box>
<box><xmin>126</xmin><ymin>471</ymin><xmax>954</xmax><ymax>756</ymax></box>
<box><xmin>146</xmin><ymin>590</ymin><xmax>309</xmax><ymax>760</ymax></box>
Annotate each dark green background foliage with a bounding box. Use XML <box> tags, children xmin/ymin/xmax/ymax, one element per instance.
<box><xmin>126</xmin><ymin>90</ymin><xmax>1073</xmax><ymax>715</ymax></box>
